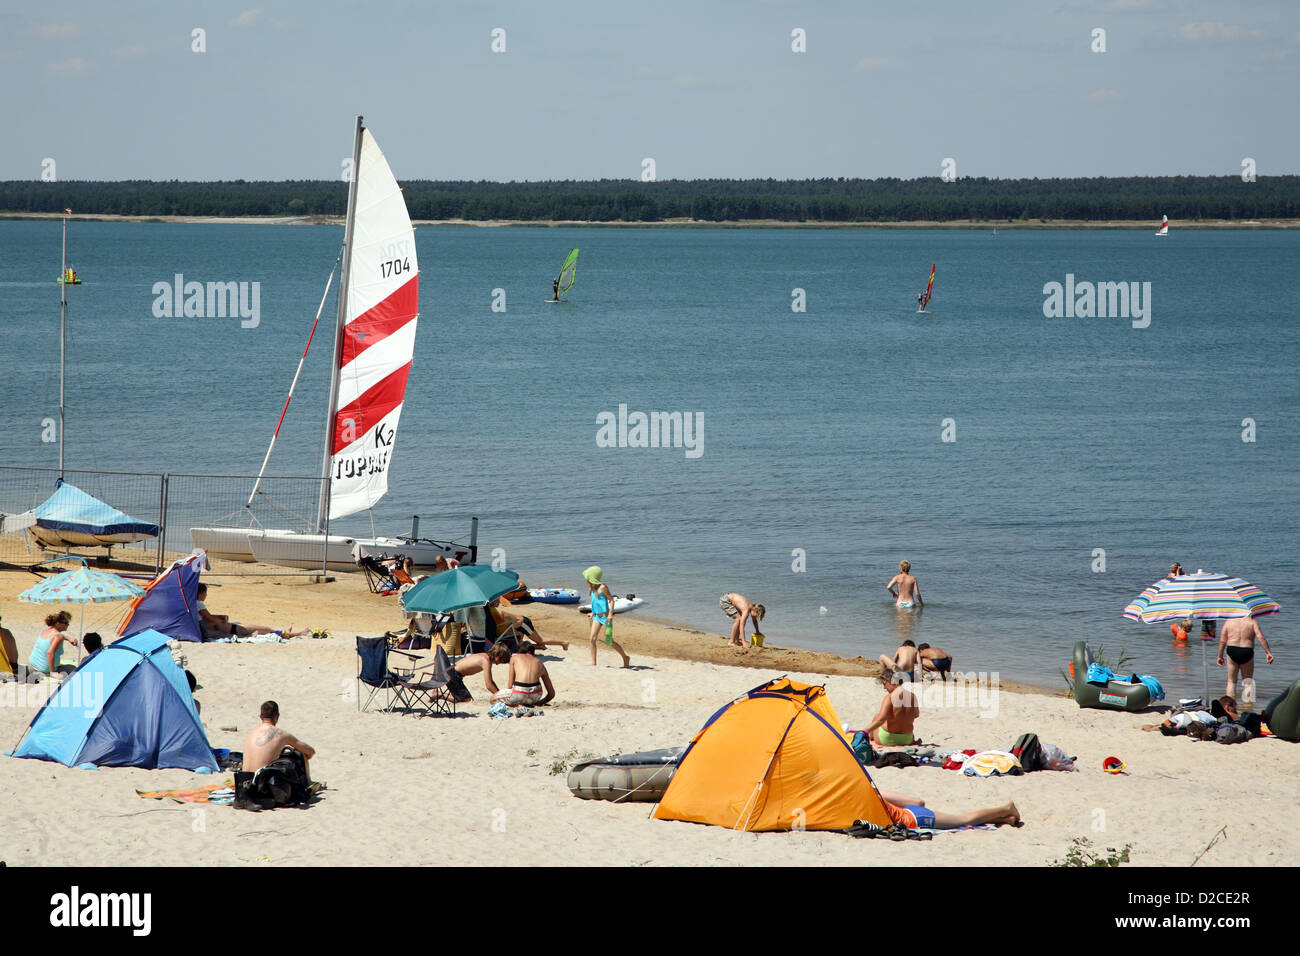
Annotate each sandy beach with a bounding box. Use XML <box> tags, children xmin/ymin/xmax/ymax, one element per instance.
<box><xmin>2</xmin><ymin>565</ymin><xmax>1295</xmax><ymax>867</ymax></box>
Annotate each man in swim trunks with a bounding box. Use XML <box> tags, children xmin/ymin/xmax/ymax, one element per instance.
<box><xmin>877</xmin><ymin>789</ymin><xmax>1020</xmax><ymax>830</ymax></box>
<box><xmin>552</xmin><ymin>277</ymin><xmax>560</xmax><ymax>301</ymax></box>
<box><xmin>917</xmin><ymin>643</ymin><xmax>953</xmax><ymax>681</ymax></box>
<box><xmin>1217</xmin><ymin>616</ymin><xmax>1273</xmax><ymax>704</ymax></box>
<box><xmin>243</xmin><ymin>700</ymin><xmax>316</xmax><ymax>782</ymax></box>
<box><xmin>887</xmin><ymin>560</ymin><xmax>922</xmax><ymax>609</ymax></box>
<box><xmin>878</xmin><ymin>641</ymin><xmax>919</xmax><ymax>682</ymax></box>
<box><xmin>719</xmin><ymin>593</ymin><xmax>765</xmax><ymax>648</ymax></box>
<box><xmin>864</xmin><ymin>670</ymin><xmax>919</xmax><ymax>747</ymax></box>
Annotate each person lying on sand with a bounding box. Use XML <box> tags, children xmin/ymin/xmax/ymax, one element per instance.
<box><xmin>865</xmin><ymin>670</ymin><xmax>920</xmax><ymax>746</ymax></box>
<box><xmin>878</xmin><ymin>789</ymin><xmax>1021</xmax><ymax>829</ymax></box>
<box><xmin>243</xmin><ymin>700</ymin><xmax>315</xmax><ymax>782</ymax></box>
<box><xmin>917</xmin><ymin>643</ymin><xmax>952</xmax><ymax>681</ymax></box>
<box><xmin>492</xmin><ymin>641</ymin><xmax>555</xmax><ymax>707</ymax></box>
<box><xmin>196</xmin><ymin>584</ymin><xmax>311</xmax><ymax>639</ymax></box>
<box><xmin>878</xmin><ymin>641</ymin><xmax>919</xmax><ymax>683</ymax></box>
<box><xmin>489</xmin><ymin>597</ymin><xmax>568</xmax><ymax>651</ymax></box>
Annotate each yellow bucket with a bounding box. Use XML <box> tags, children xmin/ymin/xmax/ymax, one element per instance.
<box><xmin>750</xmin><ymin>632</ymin><xmax>765</xmax><ymax>648</ymax></box>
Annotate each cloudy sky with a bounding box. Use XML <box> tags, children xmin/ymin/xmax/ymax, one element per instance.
<box><xmin>2</xmin><ymin>0</ymin><xmax>1297</xmax><ymax>181</ymax></box>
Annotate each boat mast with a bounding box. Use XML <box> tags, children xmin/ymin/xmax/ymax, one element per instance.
<box><xmin>317</xmin><ymin>115</ymin><xmax>364</xmax><ymax>532</ymax></box>
<box><xmin>59</xmin><ymin>213</ymin><xmax>68</xmax><ymax>477</ymax></box>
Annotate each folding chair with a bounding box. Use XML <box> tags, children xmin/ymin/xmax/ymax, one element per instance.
<box><xmin>359</xmin><ymin>555</ymin><xmax>400</xmax><ymax>595</ymax></box>
<box><xmin>398</xmin><ymin>646</ymin><xmax>459</xmax><ymax>718</ymax></box>
<box><xmin>355</xmin><ymin>635</ymin><xmax>420</xmax><ymax>713</ymax></box>
<box><xmin>457</xmin><ymin>604</ymin><xmax>519</xmax><ymax>658</ymax></box>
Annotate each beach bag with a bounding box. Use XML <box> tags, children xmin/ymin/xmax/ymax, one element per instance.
<box><xmin>1039</xmin><ymin>743</ymin><xmax>1078</xmax><ymax>771</ymax></box>
<box><xmin>234</xmin><ymin>748</ymin><xmax>310</xmax><ymax>810</ymax></box>
<box><xmin>849</xmin><ymin>731</ymin><xmax>875</xmax><ymax>766</ymax></box>
<box><xmin>1009</xmin><ymin>733</ymin><xmax>1044</xmax><ymax>772</ymax></box>
<box><xmin>1214</xmin><ymin>722</ymin><xmax>1252</xmax><ymax>745</ymax></box>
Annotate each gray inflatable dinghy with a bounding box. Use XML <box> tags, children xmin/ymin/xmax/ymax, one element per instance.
<box><xmin>567</xmin><ymin>747</ymin><xmax>683</xmax><ymax>802</ymax></box>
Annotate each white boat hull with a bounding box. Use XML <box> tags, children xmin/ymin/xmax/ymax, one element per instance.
<box><xmin>189</xmin><ymin>527</ymin><xmax>258</xmax><ymax>562</ymax></box>
<box><xmin>248</xmin><ymin>530</ymin><xmax>469</xmax><ymax>572</ymax></box>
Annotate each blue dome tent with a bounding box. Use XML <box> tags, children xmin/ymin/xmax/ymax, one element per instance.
<box><xmin>8</xmin><ymin>630</ymin><xmax>217</xmax><ymax>771</ymax></box>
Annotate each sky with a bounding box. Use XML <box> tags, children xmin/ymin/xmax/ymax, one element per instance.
<box><xmin>2</xmin><ymin>0</ymin><xmax>1298</xmax><ymax>181</ymax></box>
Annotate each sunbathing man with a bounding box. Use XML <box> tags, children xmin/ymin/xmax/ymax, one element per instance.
<box><xmin>877</xmin><ymin>789</ymin><xmax>1020</xmax><ymax>829</ymax></box>
<box><xmin>887</xmin><ymin>560</ymin><xmax>923</xmax><ymax>609</ymax></box>
<box><xmin>917</xmin><ymin>643</ymin><xmax>953</xmax><ymax>681</ymax></box>
<box><xmin>196</xmin><ymin>584</ymin><xmax>310</xmax><ymax>639</ymax></box>
<box><xmin>1217</xmin><ymin>616</ymin><xmax>1274</xmax><ymax>706</ymax></box>
<box><xmin>864</xmin><ymin>670</ymin><xmax>919</xmax><ymax>747</ymax></box>
<box><xmin>493</xmin><ymin>640</ymin><xmax>554</xmax><ymax>708</ymax></box>
<box><xmin>243</xmin><ymin>700</ymin><xmax>315</xmax><ymax>782</ymax></box>
<box><xmin>878</xmin><ymin>640</ymin><xmax>919</xmax><ymax>683</ymax></box>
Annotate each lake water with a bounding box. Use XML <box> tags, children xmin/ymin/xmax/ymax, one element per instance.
<box><xmin>1</xmin><ymin>220</ymin><xmax>1297</xmax><ymax>700</ymax></box>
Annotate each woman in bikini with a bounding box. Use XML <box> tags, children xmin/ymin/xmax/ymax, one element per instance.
<box><xmin>494</xmin><ymin>641</ymin><xmax>555</xmax><ymax>707</ymax></box>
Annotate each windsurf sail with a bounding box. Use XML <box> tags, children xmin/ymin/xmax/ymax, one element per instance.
<box><xmin>324</xmin><ymin>122</ymin><xmax>420</xmax><ymax>522</ymax></box>
<box><xmin>557</xmin><ymin>247</ymin><xmax>579</xmax><ymax>299</ymax></box>
<box><xmin>1155</xmin><ymin>215</ymin><xmax>1169</xmax><ymax>236</ymax></box>
<box><xmin>921</xmin><ymin>263</ymin><xmax>936</xmax><ymax>309</ymax></box>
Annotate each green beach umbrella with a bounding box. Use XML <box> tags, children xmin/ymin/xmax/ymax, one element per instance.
<box><xmin>400</xmin><ymin>565</ymin><xmax>521</xmax><ymax>615</ymax></box>
<box><xmin>18</xmin><ymin>559</ymin><xmax>146</xmax><ymax>663</ymax></box>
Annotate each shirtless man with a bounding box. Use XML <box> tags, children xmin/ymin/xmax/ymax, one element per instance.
<box><xmin>1217</xmin><ymin>616</ymin><xmax>1273</xmax><ymax>705</ymax></box>
<box><xmin>864</xmin><ymin>670</ymin><xmax>920</xmax><ymax>746</ymax></box>
<box><xmin>878</xmin><ymin>790</ymin><xmax>1020</xmax><ymax>830</ymax></box>
<box><xmin>196</xmin><ymin>584</ymin><xmax>309</xmax><ymax>639</ymax></box>
<box><xmin>488</xmin><ymin>597</ymin><xmax>568</xmax><ymax>651</ymax></box>
<box><xmin>243</xmin><ymin>701</ymin><xmax>315</xmax><ymax>781</ymax></box>
<box><xmin>917</xmin><ymin>643</ymin><xmax>953</xmax><ymax>681</ymax></box>
<box><xmin>887</xmin><ymin>560</ymin><xmax>923</xmax><ymax>609</ymax></box>
<box><xmin>494</xmin><ymin>641</ymin><xmax>555</xmax><ymax>707</ymax></box>
<box><xmin>878</xmin><ymin>640</ymin><xmax>919</xmax><ymax>682</ymax></box>
<box><xmin>719</xmin><ymin>593</ymin><xmax>765</xmax><ymax>648</ymax></box>
<box><xmin>441</xmin><ymin>642</ymin><xmax>512</xmax><ymax>698</ymax></box>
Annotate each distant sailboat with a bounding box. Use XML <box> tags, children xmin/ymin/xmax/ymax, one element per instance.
<box><xmin>1155</xmin><ymin>215</ymin><xmax>1169</xmax><ymax>237</ymax></box>
<box><xmin>548</xmin><ymin>247</ymin><xmax>579</xmax><ymax>302</ymax></box>
<box><xmin>190</xmin><ymin>117</ymin><xmax>475</xmax><ymax>571</ymax></box>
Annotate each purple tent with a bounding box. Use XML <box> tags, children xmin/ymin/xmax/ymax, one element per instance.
<box><xmin>117</xmin><ymin>552</ymin><xmax>207</xmax><ymax>643</ymax></box>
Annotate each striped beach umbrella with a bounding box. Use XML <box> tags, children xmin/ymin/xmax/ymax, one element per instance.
<box><xmin>18</xmin><ymin>561</ymin><xmax>145</xmax><ymax>663</ymax></box>
<box><xmin>1123</xmin><ymin>570</ymin><xmax>1279</xmax><ymax>703</ymax></box>
<box><xmin>1123</xmin><ymin>571</ymin><xmax>1280</xmax><ymax>624</ymax></box>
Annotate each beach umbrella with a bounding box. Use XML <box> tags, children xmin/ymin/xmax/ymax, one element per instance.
<box><xmin>18</xmin><ymin>560</ymin><xmax>145</xmax><ymax>663</ymax></box>
<box><xmin>400</xmin><ymin>564</ymin><xmax>521</xmax><ymax>615</ymax></box>
<box><xmin>1123</xmin><ymin>570</ymin><xmax>1280</xmax><ymax>704</ymax></box>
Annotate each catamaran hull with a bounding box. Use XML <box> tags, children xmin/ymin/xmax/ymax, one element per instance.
<box><xmin>28</xmin><ymin>527</ymin><xmax>154</xmax><ymax>549</ymax></box>
<box><xmin>189</xmin><ymin>527</ymin><xmax>259</xmax><ymax>562</ymax></box>
<box><xmin>240</xmin><ymin>530</ymin><xmax>466</xmax><ymax>571</ymax></box>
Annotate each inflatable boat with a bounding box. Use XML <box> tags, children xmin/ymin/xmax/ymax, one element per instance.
<box><xmin>1071</xmin><ymin>641</ymin><xmax>1151</xmax><ymax>712</ymax></box>
<box><xmin>567</xmin><ymin>748</ymin><xmax>682</xmax><ymax>802</ymax></box>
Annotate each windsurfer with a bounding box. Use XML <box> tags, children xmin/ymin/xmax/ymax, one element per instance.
<box><xmin>917</xmin><ymin>291</ymin><xmax>924</xmax><ymax>311</ymax></box>
<box><xmin>552</xmin><ymin>277</ymin><xmax>560</xmax><ymax>301</ymax></box>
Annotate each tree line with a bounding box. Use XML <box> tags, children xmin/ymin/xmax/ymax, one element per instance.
<box><xmin>2</xmin><ymin>176</ymin><xmax>1296</xmax><ymax>222</ymax></box>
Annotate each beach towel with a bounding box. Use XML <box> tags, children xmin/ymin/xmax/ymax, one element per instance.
<box><xmin>961</xmin><ymin>751</ymin><xmax>1023</xmax><ymax>777</ymax></box>
<box><xmin>1137</xmin><ymin>674</ymin><xmax>1165</xmax><ymax>702</ymax></box>
<box><xmin>137</xmin><ymin>779</ymin><xmax>234</xmax><ymax>804</ymax></box>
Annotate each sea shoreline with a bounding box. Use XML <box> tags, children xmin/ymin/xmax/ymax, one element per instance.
<box><xmin>1</xmin><ymin>211</ymin><xmax>1296</xmax><ymax>229</ymax></box>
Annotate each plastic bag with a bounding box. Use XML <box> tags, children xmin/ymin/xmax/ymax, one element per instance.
<box><xmin>1039</xmin><ymin>743</ymin><xmax>1078</xmax><ymax>771</ymax></box>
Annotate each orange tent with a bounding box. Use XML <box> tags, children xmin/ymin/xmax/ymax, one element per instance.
<box><xmin>652</xmin><ymin>677</ymin><xmax>893</xmax><ymax>832</ymax></box>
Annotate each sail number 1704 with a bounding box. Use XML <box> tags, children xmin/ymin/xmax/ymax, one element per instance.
<box><xmin>380</xmin><ymin>258</ymin><xmax>411</xmax><ymax>279</ymax></box>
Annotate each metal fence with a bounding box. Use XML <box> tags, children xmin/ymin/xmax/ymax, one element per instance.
<box><xmin>0</xmin><ymin>466</ymin><xmax>478</xmax><ymax>578</ymax></box>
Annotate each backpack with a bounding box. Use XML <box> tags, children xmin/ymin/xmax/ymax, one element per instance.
<box><xmin>849</xmin><ymin>731</ymin><xmax>875</xmax><ymax>766</ymax></box>
<box><xmin>234</xmin><ymin>748</ymin><xmax>310</xmax><ymax>810</ymax></box>
<box><xmin>1009</xmin><ymin>733</ymin><xmax>1044</xmax><ymax>772</ymax></box>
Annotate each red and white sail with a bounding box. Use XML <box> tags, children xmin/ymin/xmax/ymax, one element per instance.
<box><xmin>328</xmin><ymin>128</ymin><xmax>419</xmax><ymax>520</ymax></box>
<box><xmin>1155</xmin><ymin>215</ymin><xmax>1169</xmax><ymax>236</ymax></box>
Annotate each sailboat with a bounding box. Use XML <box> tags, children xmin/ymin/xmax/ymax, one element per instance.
<box><xmin>548</xmin><ymin>248</ymin><xmax>579</xmax><ymax>302</ymax></box>
<box><xmin>190</xmin><ymin>117</ymin><xmax>475</xmax><ymax>572</ymax></box>
<box><xmin>917</xmin><ymin>263</ymin><xmax>935</xmax><ymax>313</ymax></box>
<box><xmin>1155</xmin><ymin>215</ymin><xmax>1169</xmax><ymax>237</ymax></box>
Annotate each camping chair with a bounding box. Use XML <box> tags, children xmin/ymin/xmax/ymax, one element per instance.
<box><xmin>398</xmin><ymin>646</ymin><xmax>460</xmax><ymax>718</ymax></box>
<box><xmin>359</xmin><ymin>555</ymin><xmax>401</xmax><ymax>594</ymax></box>
<box><xmin>393</xmin><ymin>613</ymin><xmax>453</xmax><ymax>651</ymax></box>
<box><xmin>457</xmin><ymin>604</ymin><xmax>519</xmax><ymax>658</ymax></box>
<box><xmin>355</xmin><ymin>635</ymin><xmax>421</xmax><ymax>713</ymax></box>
